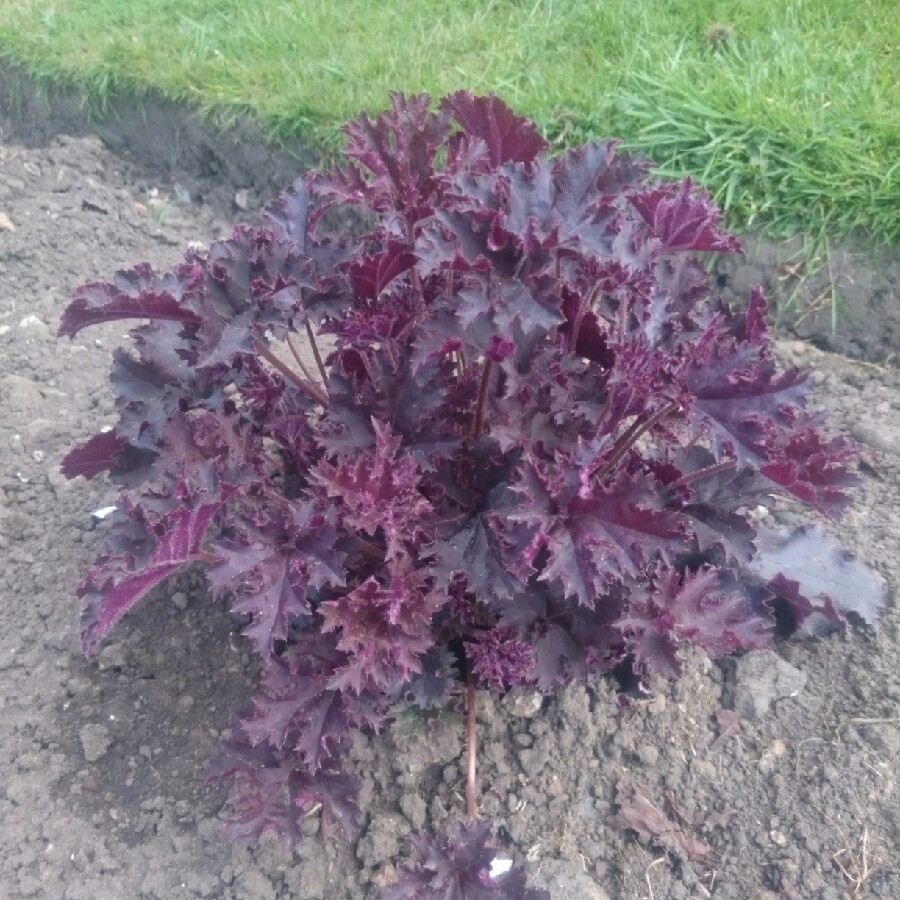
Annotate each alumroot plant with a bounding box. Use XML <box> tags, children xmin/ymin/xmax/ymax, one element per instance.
<box><xmin>59</xmin><ymin>93</ymin><xmax>879</xmax><ymax>898</ymax></box>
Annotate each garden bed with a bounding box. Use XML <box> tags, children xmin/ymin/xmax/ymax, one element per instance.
<box><xmin>0</xmin><ymin>74</ymin><xmax>898</xmax><ymax>899</ymax></box>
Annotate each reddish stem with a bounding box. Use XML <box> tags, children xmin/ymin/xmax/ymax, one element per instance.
<box><xmin>262</xmin><ymin>450</ymin><xmax>284</xmax><ymax>472</ymax></box>
<box><xmin>570</xmin><ymin>280</ymin><xmax>602</xmax><ymax>354</ymax></box>
<box><xmin>595</xmin><ymin>402</ymin><xmax>680</xmax><ymax>479</ymax></box>
<box><xmin>470</xmin><ymin>360</ymin><xmax>494</xmax><ymax>438</ymax></box>
<box><xmin>672</xmin><ymin>457</ymin><xmax>737</xmax><ymax>489</ymax></box>
<box><xmin>192</xmin><ymin>551</ymin><xmax>222</xmax><ymax>566</ymax></box>
<box><xmin>286</xmin><ymin>332</ymin><xmax>319</xmax><ymax>385</ymax></box>
<box><xmin>251</xmin><ymin>338</ymin><xmax>329</xmax><ymax>406</ymax></box>
<box><xmin>466</xmin><ymin>672</ymin><xmax>477</xmax><ymax>827</ymax></box>
<box><xmin>304</xmin><ymin>320</ymin><xmax>329</xmax><ymax>389</ymax></box>
<box><xmin>410</xmin><ymin>264</ymin><xmax>423</xmax><ymax>297</ymax></box>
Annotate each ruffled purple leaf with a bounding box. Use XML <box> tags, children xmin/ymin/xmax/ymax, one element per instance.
<box><xmin>319</xmin><ymin>568</ymin><xmax>438</xmax><ymax>692</ymax></box>
<box><xmin>209</xmin><ymin>503</ymin><xmax>346</xmax><ymax>656</ymax></box>
<box><xmin>630</xmin><ymin>178</ymin><xmax>743</xmax><ymax>253</ymax></box>
<box><xmin>240</xmin><ymin>633</ymin><xmax>363</xmax><ymax>773</ymax></box>
<box><xmin>620</xmin><ymin>567</ymin><xmax>773</xmax><ymax>678</ymax></box>
<box><xmin>749</xmin><ymin>525</ymin><xmax>886</xmax><ymax>634</ymax></box>
<box><xmin>206</xmin><ymin>719</ymin><xmax>360</xmax><ymax>849</ymax></box>
<box><xmin>311</xmin><ymin>419</ymin><xmax>435</xmax><ymax>562</ymax></box>
<box><xmin>509</xmin><ymin>464</ymin><xmax>683</xmax><ymax>605</ymax></box>
<box><xmin>79</xmin><ymin>497</ymin><xmax>228</xmax><ymax>655</ymax></box>
<box><xmin>442</xmin><ymin>91</ymin><xmax>549</xmax><ymax>167</ymax></box>
<box><xmin>673</xmin><ymin>448</ymin><xmax>773</xmax><ymax>563</ymax></box>
<box><xmin>386</xmin><ymin>820</ymin><xmax>550</xmax><ymax>900</ymax></box>
<box><xmin>760</xmin><ymin>427</ymin><xmax>858</xmax><ymax>518</ymax></box>
<box><xmin>58</xmin><ymin>262</ymin><xmax>203</xmax><ymax>338</ymax></box>
<box><xmin>261</xmin><ymin>177</ymin><xmax>310</xmax><ymax>244</ymax></box>
<box><xmin>61</xmin><ymin>430</ymin><xmax>128</xmax><ymax>480</ymax></box>
<box><xmin>348</xmin><ymin>240</ymin><xmax>418</xmax><ymax>301</ymax></box>
<box><xmin>682</xmin><ymin>339</ymin><xmax>809</xmax><ymax>468</ymax></box>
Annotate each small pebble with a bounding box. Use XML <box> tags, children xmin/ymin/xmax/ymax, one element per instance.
<box><xmin>79</xmin><ymin>724</ymin><xmax>113</xmax><ymax>762</ymax></box>
<box><xmin>504</xmin><ymin>688</ymin><xmax>543</xmax><ymax>718</ymax></box>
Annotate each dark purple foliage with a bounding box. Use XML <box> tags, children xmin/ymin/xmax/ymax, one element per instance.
<box><xmin>60</xmin><ymin>92</ymin><xmax>878</xmax><ymax>875</ymax></box>
<box><xmin>385</xmin><ymin>821</ymin><xmax>550</xmax><ymax>900</ymax></box>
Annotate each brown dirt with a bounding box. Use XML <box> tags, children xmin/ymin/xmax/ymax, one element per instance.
<box><xmin>1</xmin><ymin>71</ymin><xmax>898</xmax><ymax>900</ymax></box>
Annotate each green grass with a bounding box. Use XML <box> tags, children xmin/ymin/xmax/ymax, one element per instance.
<box><xmin>0</xmin><ymin>0</ymin><xmax>897</xmax><ymax>248</ymax></box>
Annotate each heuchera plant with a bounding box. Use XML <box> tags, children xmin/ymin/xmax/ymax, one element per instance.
<box><xmin>59</xmin><ymin>92</ymin><xmax>875</xmax><ymax>897</ymax></box>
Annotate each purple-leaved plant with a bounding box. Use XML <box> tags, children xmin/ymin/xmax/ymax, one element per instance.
<box><xmin>59</xmin><ymin>92</ymin><xmax>882</xmax><ymax>898</ymax></box>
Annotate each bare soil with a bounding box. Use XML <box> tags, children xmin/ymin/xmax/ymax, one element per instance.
<box><xmin>1</xmin><ymin>73</ymin><xmax>898</xmax><ymax>900</ymax></box>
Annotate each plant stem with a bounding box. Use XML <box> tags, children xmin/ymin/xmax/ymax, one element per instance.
<box><xmin>304</xmin><ymin>320</ymin><xmax>329</xmax><ymax>388</ymax></box>
<box><xmin>471</xmin><ymin>359</ymin><xmax>493</xmax><ymax>438</ymax></box>
<box><xmin>588</xmin><ymin>387</ymin><xmax>615</xmax><ymax>440</ymax></box>
<box><xmin>570</xmin><ymin>280</ymin><xmax>602</xmax><ymax>352</ymax></box>
<box><xmin>595</xmin><ymin>401</ymin><xmax>680</xmax><ymax>478</ymax></box>
<box><xmin>286</xmin><ymin>332</ymin><xmax>319</xmax><ymax>385</ymax></box>
<box><xmin>410</xmin><ymin>259</ymin><xmax>423</xmax><ymax>299</ymax></box>
<box><xmin>251</xmin><ymin>337</ymin><xmax>329</xmax><ymax>406</ymax></box>
<box><xmin>672</xmin><ymin>457</ymin><xmax>737</xmax><ymax>489</ymax></box>
<box><xmin>466</xmin><ymin>671</ymin><xmax>477</xmax><ymax>827</ymax></box>
<box><xmin>193</xmin><ymin>551</ymin><xmax>222</xmax><ymax>566</ymax></box>
<box><xmin>386</xmin><ymin>341</ymin><xmax>399</xmax><ymax>370</ymax></box>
